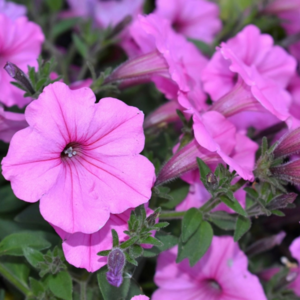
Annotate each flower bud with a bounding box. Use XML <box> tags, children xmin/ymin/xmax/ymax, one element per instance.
<box><xmin>106</xmin><ymin>248</ymin><xmax>125</xmax><ymax>287</ymax></box>
<box><xmin>105</xmin><ymin>51</ymin><xmax>169</xmax><ymax>88</ymax></box>
<box><xmin>155</xmin><ymin>140</ymin><xmax>220</xmax><ymax>186</ymax></box>
<box><xmin>273</xmin><ymin>127</ymin><xmax>300</xmax><ymax>159</ymax></box>
<box><xmin>266</xmin><ymin>193</ymin><xmax>297</xmax><ymax>210</ymax></box>
<box><xmin>206</xmin><ymin>172</ymin><xmax>218</xmax><ymax>190</ymax></box>
<box><xmin>245</xmin><ymin>231</ymin><xmax>286</xmax><ymax>257</ymax></box>
<box><xmin>270</xmin><ymin>160</ymin><xmax>300</xmax><ymax>185</ymax></box>
<box><xmin>4</xmin><ymin>62</ymin><xmax>35</xmax><ymax>95</ymax></box>
<box><xmin>144</xmin><ymin>101</ymin><xmax>181</xmax><ymax>130</ymax></box>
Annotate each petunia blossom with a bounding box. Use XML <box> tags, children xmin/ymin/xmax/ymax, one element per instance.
<box><xmin>112</xmin><ymin>14</ymin><xmax>208</xmax><ymax>112</ymax></box>
<box><xmin>0</xmin><ymin>14</ymin><xmax>44</xmax><ymax>107</ymax></box>
<box><xmin>156</xmin><ymin>111</ymin><xmax>258</xmax><ymax>186</ymax></box>
<box><xmin>288</xmin><ymin>237</ymin><xmax>300</xmax><ymax>296</ymax></box>
<box><xmin>155</xmin><ymin>0</ymin><xmax>221</xmax><ymax>43</ymax></box>
<box><xmin>152</xmin><ymin>236</ymin><xmax>267</xmax><ymax>300</ymax></box>
<box><xmin>0</xmin><ymin>0</ymin><xmax>27</xmax><ymax>20</ymax></box>
<box><xmin>0</xmin><ymin>106</ymin><xmax>27</xmax><ymax>143</ymax></box>
<box><xmin>2</xmin><ymin>82</ymin><xmax>155</xmax><ymax>234</ymax></box>
<box><xmin>66</xmin><ymin>0</ymin><xmax>144</xmax><ymax>28</ymax></box>
<box><xmin>53</xmin><ymin>207</ymin><xmax>153</xmax><ymax>273</ymax></box>
<box><xmin>131</xmin><ymin>296</ymin><xmax>149</xmax><ymax>300</ymax></box>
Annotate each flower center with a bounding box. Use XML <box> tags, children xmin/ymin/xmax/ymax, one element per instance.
<box><xmin>64</xmin><ymin>146</ymin><xmax>77</xmax><ymax>158</ymax></box>
<box><xmin>201</xmin><ymin>279</ymin><xmax>222</xmax><ymax>297</ymax></box>
<box><xmin>61</xmin><ymin>143</ymin><xmax>81</xmax><ymax>159</ymax></box>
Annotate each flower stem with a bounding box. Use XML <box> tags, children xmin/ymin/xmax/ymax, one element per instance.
<box><xmin>0</xmin><ymin>262</ymin><xmax>32</xmax><ymax>297</ymax></box>
<box><xmin>80</xmin><ymin>281</ymin><xmax>87</xmax><ymax>300</ymax></box>
<box><xmin>159</xmin><ymin>211</ymin><xmax>186</xmax><ymax>219</ymax></box>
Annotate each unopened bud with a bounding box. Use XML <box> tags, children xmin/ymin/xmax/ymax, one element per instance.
<box><xmin>106</xmin><ymin>248</ymin><xmax>125</xmax><ymax>287</ymax></box>
<box><xmin>146</xmin><ymin>208</ymin><xmax>160</xmax><ymax>227</ymax></box>
<box><xmin>273</xmin><ymin>127</ymin><xmax>300</xmax><ymax>159</ymax></box>
<box><xmin>144</xmin><ymin>101</ymin><xmax>181</xmax><ymax>130</ymax></box>
<box><xmin>4</xmin><ymin>62</ymin><xmax>35</xmax><ymax>95</ymax></box>
<box><xmin>206</xmin><ymin>173</ymin><xmax>218</xmax><ymax>190</ymax></box>
<box><xmin>270</xmin><ymin>160</ymin><xmax>300</xmax><ymax>185</ymax></box>
<box><xmin>266</xmin><ymin>193</ymin><xmax>297</xmax><ymax>210</ymax></box>
<box><xmin>105</xmin><ymin>50</ymin><xmax>169</xmax><ymax>89</ymax></box>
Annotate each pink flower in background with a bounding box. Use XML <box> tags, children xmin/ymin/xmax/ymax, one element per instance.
<box><xmin>288</xmin><ymin>237</ymin><xmax>300</xmax><ymax>296</ymax></box>
<box><xmin>155</xmin><ymin>0</ymin><xmax>221</xmax><ymax>43</ymax></box>
<box><xmin>177</xmin><ymin>132</ymin><xmax>256</xmax><ymax>211</ymax></box>
<box><xmin>2</xmin><ymin>82</ymin><xmax>155</xmax><ymax>234</ymax></box>
<box><xmin>54</xmin><ymin>207</ymin><xmax>153</xmax><ymax>273</ymax></box>
<box><xmin>0</xmin><ymin>0</ymin><xmax>27</xmax><ymax>20</ymax></box>
<box><xmin>0</xmin><ymin>106</ymin><xmax>27</xmax><ymax>143</ymax></box>
<box><xmin>156</xmin><ymin>111</ymin><xmax>258</xmax><ymax>185</ymax></box>
<box><xmin>0</xmin><ymin>14</ymin><xmax>44</xmax><ymax>107</ymax></box>
<box><xmin>114</xmin><ymin>14</ymin><xmax>208</xmax><ymax>111</ymax></box>
<box><xmin>131</xmin><ymin>296</ymin><xmax>149</xmax><ymax>300</ymax></box>
<box><xmin>203</xmin><ymin>25</ymin><xmax>296</xmax><ymax>101</ymax></box>
<box><xmin>153</xmin><ymin>236</ymin><xmax>267</xmax><ymax>300</ymax></box>
<box><xmin>66</xmin><ymin>0</ymin><xmax>144</xmax><ymax>28</ymax></box>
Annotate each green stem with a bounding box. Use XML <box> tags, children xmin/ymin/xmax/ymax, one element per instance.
<box><xmin>230</xmin><ymin>178</ymin><xmax>246</xmax><ymax>192</ymax></box>
<box><xmin>199</xmin><ymin>197</ymin><xmax>220</xmax><ymax>213</ymax></box>
<box><xmin>0</xmin><ymin>262</ymin><xmax>32</xmax><ymax>297</ymax></box>
<box><xmin>159</xmin><ymin>211</ymin><xmax>186</xmax><ymax>219</ymax></box>
<box><xmin>80</xmin><ymin>281</ymin><xmax>87</xmax><ymax>300</ymax></box>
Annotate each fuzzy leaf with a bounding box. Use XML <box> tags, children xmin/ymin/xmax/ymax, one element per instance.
<box><xmin>48</xmin><ymin>271</ymin><xmax>72</xmax><ymax>300</ymax></box>
<box><xmin>181</xmin><ymin>208</ymin><xmax>202</xmax><ymax>243</ymax></box>
<box><xmin>234</xmin><ymin>216</ymin><xmax>251</xmax><ymax>242</ymax></box>
<box><xmin>220</xmin><ymin>195</ymin><xmax>247</xmax><ymax>217</ymax></box>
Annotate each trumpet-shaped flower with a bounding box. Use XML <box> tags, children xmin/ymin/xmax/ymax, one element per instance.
<box><xmin>113</xmin><ymin>14</ymin><xmax>208</xmax><ymax>111</ymax></box>
<box><xmin>0</xmin><ymin>14</ymin><xmax>44</xmax><ymax>107</ymax></box>
<box><xmin>0</xmin><ymin>0</ymin><xmax>27</xmax><ymax>20</ymax></box>
<box><xmin>152</xmin><ymin>236</ymin><xmax>267</xmax><ymax>300</ymax></box>
<box><xmin>66</xmin><ymin>0</ymin><xmax>144</xmax><ymax>28</ymax></box>
<box><xmin>0</xmin><ymin>106</ymin><xmax>27</xmax><ymax>143</ymax></box>
<box><xmin>155</xmin><ymin>0</ymin><xmax>221</xmax><ymax>43</ymax></box>
<box><xmin>2</xmin><ymin>82</ymin><xmax>155</xmax><ymax>234</ymax></box>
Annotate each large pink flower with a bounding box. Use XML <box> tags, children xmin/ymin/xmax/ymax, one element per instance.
<box><xmin>116</xmin><ymin>14</ymin><xmax>208</xmax><ymax>112</ymax></box>
<box><xmin>66</xmin><ymin>0</ymin><xmax>144</xmax><ymax>28</ymax></box>
<box><xmin>0</xmin><ymin>0</ymin><xmax>27</xmax><ymax>20</ymax></box>
<box><xmin>0</xmin><ymin>106</ymin><xmax>27</xmax><ymax>143</ymax></box>
<box><xmin>155</xmin><ymin>0</ymin><xmax>221</xmax><ymax>43</ymax></box>
<box><xmin>202</xmin><ymin>25</ymin><xmax>296</xmax><ymax>101</ymax></box>
<box><xmin>54</xmin><ymin>207</ymin><xmax>153</xmax><ymax>273</ymax></box>
<box><xmin>0</xmin><ymin>14</ymin><xmax>44</xmax><ymax>107</ymax></box>
<box><xmin>1</xmin><ymin>82</ymin><xmax>155</xmax><ymax>234</ymax></box>
<box><xmin>153</xmin><ymin>236</ymin><xmax>267</xmax><ymax>300</ymax></box>
<box><xmin>288</xmin><ymin>237</ymin><xmax>300</xmax><ymax>296</ymax></box>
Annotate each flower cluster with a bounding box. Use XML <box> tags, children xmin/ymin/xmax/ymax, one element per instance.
<box><xmin>1</xmin><ymin>0</ymin><xmax>300</xmax><ymax>299</ymax></box>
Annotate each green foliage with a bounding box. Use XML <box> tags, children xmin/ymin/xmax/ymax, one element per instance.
<box><xmin>181</xmin><ymin>208</ymin><xmax>203</xmax><ymax>243</ymax></box>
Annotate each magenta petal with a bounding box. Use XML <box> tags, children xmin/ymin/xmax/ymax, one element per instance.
<box><xmin>2</xmin><ymin>128</ymin><xmax>62</xmax><ymax>202</ymax></box>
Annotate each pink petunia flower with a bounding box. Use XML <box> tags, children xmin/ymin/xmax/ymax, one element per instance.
<box><xmin>156</xmin><ymin>111</ymin><xmax>258</xmax><ymax>186</ymax></box>
<box><xmin>0</xmin><ymin>14</ymin><xmax>44</xmax><ymax>107</ymax></box>
<box><xmin>53</xmin><ymin>207</ymin><xmax>153</xmax><ymax>273</ymax></box>
<box><xmin>1</xmin><ymin>82</ymin><xmax>155</xmax><ymax>234</ymax></box>
<box><xmin>288</xmin><ymin>237</ymin><xmax>300</xmax><ymax>296</ymax></box>
<box><xmin>155</xmin><ymin>0</ymin><xmax>221</xmax><ymax>43</ymax></box>
<box><xmin>66</xmin><ymin>0</ymin><xmax>144</xmax><ymax>28</ymax></box>
<box><xmin>112</xmin><ymin>14</ymin><xmax>208</xmax><ymax>112</ymax></box>
<box><xmin>176</xmin><ymin>131</ymin><xmax>256</xmax><ymax>212</ymax></box>
<box><xmin>0</xmin><ymin>105</ymin><xmax>27</xmax><ymax>143</ymax></box>
<box><xmin>152</xmin><ymin>236</ymin><xmax>267</xmax><ymax>300</ymax></box>
<box><xmin>131</xmin><ymin>296</ymin><xmax>149</xmax><ymax>300</ymax></box>
<box><xmin>0</xmin><ymin>0</ymin><xmax>27</xmax><ymax>20</ymax></box>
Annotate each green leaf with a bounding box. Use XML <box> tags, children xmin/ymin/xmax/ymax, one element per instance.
<box><xmin>23</xmin><ymin>247</ymin><xmax>44</xmax><ymax>268</ymax></box>
<box><xmin>0</xmin><ymin>232</ymin><xmax>51</xmax><ymax>256</ymax></box>
<box><xmin>97</xmin><ymin>250</ymin><xmax>111</xmax><ymax>257</ymax></box>
<box><xmin>181</xmin><ymin>208</ymin><xmax>202</xmax><ymax>243</ymax></box>
<box><xmin>0</xmin><ymin>185</ymin><xmax>27</xmax><ymax>214</ymax></box>
<box><xmin>120</xmin><ymin>236</ymin><xmax>139</xmax><ymax>249</ymax></box>
<box><xmin>143</xmin><ymin>231</ymin><xmax>178</xmax><ymax>257</ymax></box>
<box><xmin>197</xmin><ymin>158</ymin><xmax>211</xmax><ymax>186</ymax></box>
<box><xmin>30</xmin><ymin>277</ymin><xmax>46</xmax><ymax>296</ymax></box>
<box><xmin>112</xmin><ymin>229</ymin><xmax>119</xmax><ymax>248</ymax></box>
<box><xmin>140</xmin><ymin>236</ymin><xmax>163</xmax><ymax>247</ymax></box>
<box><xmin>151</xmin><ymin>222</ymin><xmax>169</xmax><ymax>229</ymax></box>
<box><xmin>124</xmin><ymin>252</ymin><xmax>138</xmax><ymax>266</ymax></box>
<box><xmin>48</xmin><ymin>271</ymin><xmax>72</xmax><ymax>300</ymax></box>
<box><xmin>234</xmin><ymin>216</ymin><xmax>251</xmax><ymax>242</ymax></box>
<box><xmin>188</xmin><ymin>38</ymin><xmax>213</xmax><ymax>56</ymax></box>
<box><xmin>271</xmin><ymin>210</ymin><xmax>285</xmax><ymax>217</ymax></box>
<box><xmin>97</xmin><ymin>266</ymin><xmax>131</xmax><ymax>300</ymax></box>
<box><xmin>45</xmin><ymin>0</ymin><xmax>63</xmax><ymax>12</ymax></box>
<box><xmin>244</xmin><ymin>187</ymin><xmax>259</xmax><ymax>199</ymax></box>
<box><xmin>35</xmin><ymin>78</ymin><xmax>48</xmax><ymax>92</ymax></box>
<box><xmin>28</xmin><ymin>67</ymin><xmax>36</xmax><ymax>86</ymax></box>
<box><xmin>220</xmin><ymin>195</ymin><xmax>247</xmax><ymax>217</ymax></box>
<box><xmin>72</xmin><ymin>34</ymin><xmax>88</xmax><ymax>58</ymax></box>
<box><xmin>177</xmin><ymin>221</ymin><xmax>213</xmax><ymax>266</ymax></box>
<box><xmin>52</xmin><ymin>18</ymin><xmax>79</xmax><ymax>38</ymax></box>
<box><xmin>261</xmin><ymin>136</ymin><xmax>268</xmax><ymax>155</ymax></box>
<box><xmin>128</xmin><ymin>211</ymin><xmax>137</xmax><ymax>231</ymax></box>
<box><xmin>10</xmin><ymin>81</ymin><xmax>27</xmax><ymax>92</ymax></box>
<box><xmin>129</xmin><ymin>245</ymin><xmax>143</xmax><ymax>258</ymax></box>
<box><xmin>207</xmin><ymin>211</ymin><xmax>237</xmax><ymax>231</ymax></box>
<box><xmin>135</xmin><ymin>205</ymin><xmax>147</xmax><ymax>224</ymax></box>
